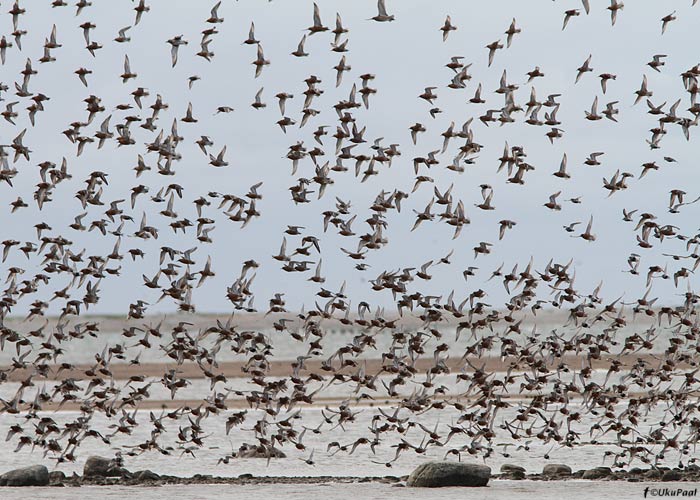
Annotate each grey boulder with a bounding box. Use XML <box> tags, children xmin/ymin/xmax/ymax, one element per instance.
<box><xmin>662</xmin><ymin>470</ymin><xmax>682</xmax><ymax>482</ymax></box>
<box><xmin>542</xmin><ymin>464</ymin><xmax>572</xmax><ymax>476</ymax></box>
<box><xmin>407</xmin><ymin>462</ymin><xmax>490</xmax><ymax>488</ymax></box>
<box><xmin>0</xmin><ymin>465</ymin><xmax>50</xmax><ymax>486</ymax></box>
<box><xmin>645</xmin><ymin>469</ymin><xmax>662</xmax><ymax>479</ymax></box>
<box><xmin>500</xmin><ymin>464</ymin><xmax>526</xmax><ymax>474</ymax></box>
<box><xmin>133</xmin><ymin>470</ymin><xmax>161</xmax><ymax>482</ymax></box>
<box><xmin>499</xmin><ymin>464</ymin><xmax>525</xmax><ymax>480</ymax></box>
<box><xmin>48</xmin><ymin>471</ymin><xmax>66</xmax><ymax>484</ymax></box>
<box><xmin>582</xmin><ymin>467</ymin><xmax>612</xmax><ymax>479</ymax></box>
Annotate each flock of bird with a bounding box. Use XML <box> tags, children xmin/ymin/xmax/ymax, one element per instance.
<box><xmin>0</xmin><ymin>0</ymin><xmax>699</xmax><ymax>472</ymax></box>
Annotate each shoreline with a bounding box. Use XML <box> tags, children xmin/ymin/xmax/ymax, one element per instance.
<box><xmin>4</xmin><ymin>468</ymin><xmax>699</xmax><ymax>487</ymax></box>
<box><xmin>8</xmin><ymin>389</ymin><xmax>680</xmax><ymax>412</ymax></box>
<box><xmin>1</xmin><ymin>353</ymin><xmax>677</xmax><ymax>411</ymax></box>
<box><xmin>1</xmin><ymin>353</ymin><xmax>670</xmax><ymax>382</ymax></box>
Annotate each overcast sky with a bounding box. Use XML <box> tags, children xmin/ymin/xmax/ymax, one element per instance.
<box><xmin>0</xmin><ymin>0</ymin><xmax>698</xmax><ymax>316</ymax></box>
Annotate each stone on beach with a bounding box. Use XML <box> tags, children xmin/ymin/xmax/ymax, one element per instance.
<box><xmin>500</xmin><ymin>463</ymin><xmax>526</xmax><ymax>479</ymax></box>
<box><xmin>542</xmin><ymin>464</ymin><xmax>572</xmax><ymax>476</ymax></box>
<box><xmin>133</xmin><ymin>470</ymin><xmax>161</xmax><ymax>482</ymax></box>
<box><xmin>582</xmin><ymin>467</ymin><xmax>612</xmax><ymax>479</ymax></box>
<box><xmin>406</xmin><ymin>461</ymin><xmax>490</xmax><ymax>487</ymax></box>
<box><xmin>48</xmin><ymin>470</ymin><xmax>66</xmax><ymax>484</ymax></box>
<box><xmin>661</xmin><ymin>470</ymin><xmax>682</xmax><ymax>481</ymax></box>
<box><xmin>83</xmin><ymin>456</ymin><xmax>130</xmax><ymax>477</ymax></box>
<box><xmin>645</xmin><ymin>469</ymin><xmax>662</xmax><ymax>479</ymax></box>
<box><xmin>0</xmin><ymin>465</ymin><xmax>50</xmax><ymax>486</ymax></box>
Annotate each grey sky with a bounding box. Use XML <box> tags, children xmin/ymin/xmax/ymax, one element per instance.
<box><xmin>0</xmin><ymin>0</ymin><xmax>697</xmax><ymax>316</ymax></box>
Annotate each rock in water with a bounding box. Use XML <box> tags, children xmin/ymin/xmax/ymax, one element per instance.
<box><xmin>500</xmin><ymin>464</ymin><xmax>526</xmax><ymax>479</ymax></box>
<box><xmin>406</xmin><ymin>462</ymin><xmax>490</xmax><ymax>487</ymax></box>
<box><xmin>500</xmin><ymin>464</ymin><xmax>526</xmax><ymax>474</ymax></box>
<box><xmin>645</xmin><ymin>469</ymin><xmax>662</xmax><ymax>480</ymax></box>
<box><xmin>662</xmin><ymin>470</ymin><xmax>682</xmax><ymax>482</ymax></box>
<box><xmin>133</xmin><ymin>470</ymin><xmax>161</xmax><ymax>482</ymax></box>
<box><xmin>0</xmin><ymin>465</ymin><xmax>50</xmax><ymax>486</ymax></box>
<box><xmin>48</xmin><ymin>471</ymin><xmax>67</xmax><ymax>485</ymax></box>
<box><xmin>542</xmin><ymin>464</ymin><xmax>572</xmax><ymax>476</ymax></box>
<box><xmin>83</xmin><ymin>456</ymin><xmax>129</xmax><ymax>477</ymax></box>
<box><xmin>48</xmin><ymin>471</ymin><xmax>66</xmax><ymax>481</ymax></box>
<box><xmin>582</xmin><ymin>467</ymin><xmax>612</xmax><ymax>479</ymax></box>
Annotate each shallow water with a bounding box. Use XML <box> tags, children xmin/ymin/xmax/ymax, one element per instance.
<box><xmin>0</xmin><ymin>314</ymin><xmax>662</xmax><ymax>365</ymax></box>
<box><xmin>0</xmin><ymin>481</ymin><xmax>695</xmax><ymax>500</ymax></box>
<box><xmin>0</xmin><ymin>366</ymin><xmax>671</xmax><ymax>404</ymax></box>
<box><xmin>0</xmin><ymin>402</ymin><xmax>683</xmax><ymax>480</ymax></box>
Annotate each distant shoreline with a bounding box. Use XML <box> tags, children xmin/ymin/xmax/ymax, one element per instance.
<box><xmin>1</xmin><ymin>352</ymin><xmax>666</xmax><ymax>382</ymax></box>
<box><xmin>0</xmin><ymin>352</ymin><xmax>676</xmax><ymax>411</ymax></box>
<box><xmin>0</xmin><ymin>308</ymin><xmax>653</xmax><ymax>330</ymax></box>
